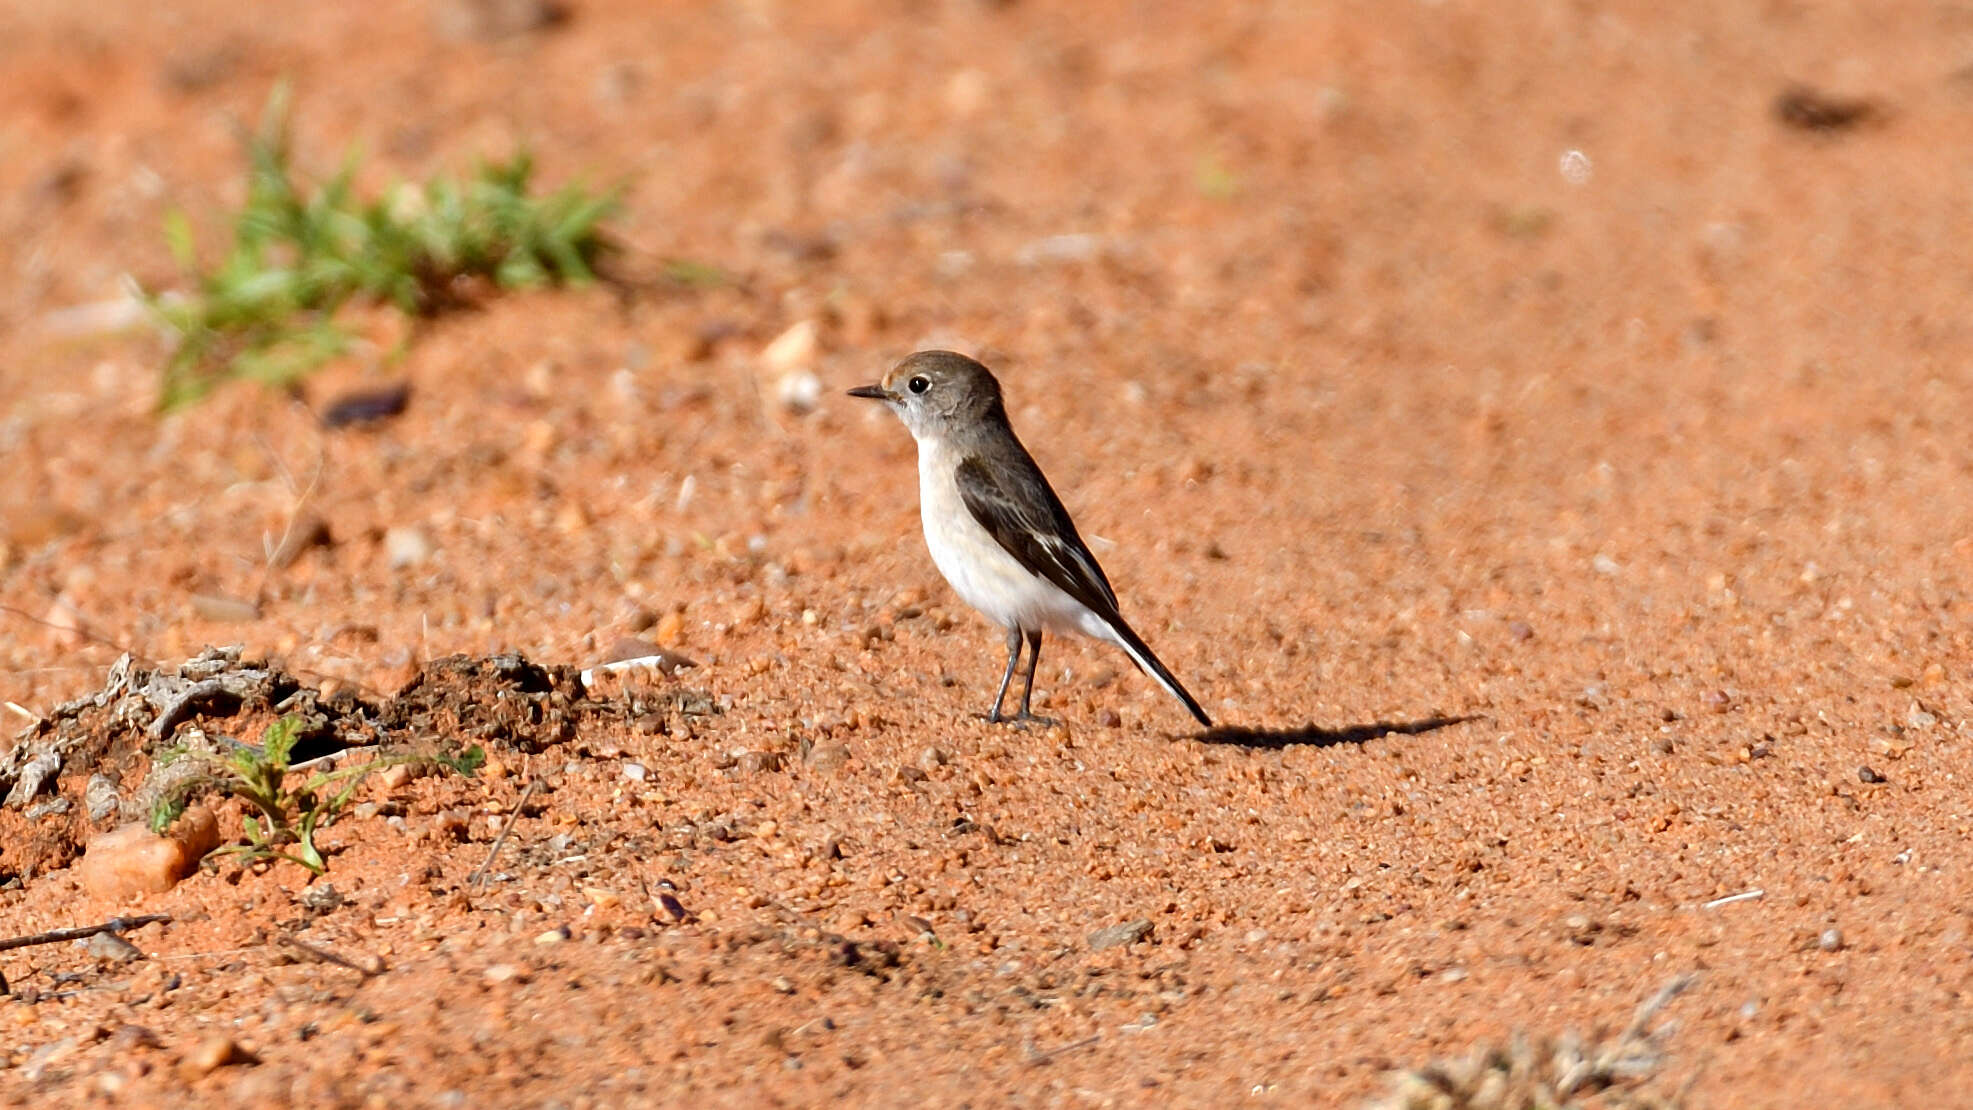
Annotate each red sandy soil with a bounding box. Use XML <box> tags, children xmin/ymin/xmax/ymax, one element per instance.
<box><xmin>4</xmin><ymin>0</ymin><xmax>1973</xmax><ymax>1105</ymax></box>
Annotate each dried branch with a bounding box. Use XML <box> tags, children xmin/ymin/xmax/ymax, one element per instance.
<box><xmin>0</xmin><ymin>914</ymin><xmax>170</xmax><ymax>953</ymax></box>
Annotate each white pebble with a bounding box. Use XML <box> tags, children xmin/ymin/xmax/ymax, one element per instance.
<box><xmin>761</xmin><ymin>319</ymin><xmax>818</xmax><ymax>374</ymax></box>
<box><xmin>775</xmin><ymin>369</ymin><xmax>823</xmax><ymax>414</ymax></box>
<box><xmin>385</xmin><ymin>525</ymin><xmax>434</xmax><ymax>569</ymax></box>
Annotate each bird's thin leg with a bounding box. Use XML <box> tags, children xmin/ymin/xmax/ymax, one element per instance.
<box><xmin>1014</xmin><ymin>630</ymin><xmax>1057</xmax><ymax>727</ymax></box>
<box><xmin>985</xmin><ymin>626</ymin><xmax>1023</xmax><ymax>723</ymax></box>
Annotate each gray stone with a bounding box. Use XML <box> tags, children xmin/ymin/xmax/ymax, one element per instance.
<box><xmin>85</xmin><ymin>931</ymin><xmax>144</xmax><ymax>964</ymax></box>
<box><xmin>85</xmin><ymin>774</ymin><xmax>121</xmax><ymax>822</ymax></box>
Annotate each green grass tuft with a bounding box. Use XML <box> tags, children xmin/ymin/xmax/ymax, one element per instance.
<box><xmin>148</xmin><ymin>84</ymin><xmax>622</xmax><ymax>409</ymax></box>
<box><xmin>151</xmin><ymin>715</ymin><xmax>485</xmax><ymax>874</ymax></box>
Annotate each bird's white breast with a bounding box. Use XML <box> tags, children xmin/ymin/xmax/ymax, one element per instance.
<box><xmin>915</xmin><ymin>437</ymin><xmax>1094</xmax><ymax>636</ymax></box>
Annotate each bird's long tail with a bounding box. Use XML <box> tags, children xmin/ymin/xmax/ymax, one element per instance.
<box><xmin>1100</xmin><ymin>617</ymin><xmax>1212</xmax><ymax>728</ymax></box>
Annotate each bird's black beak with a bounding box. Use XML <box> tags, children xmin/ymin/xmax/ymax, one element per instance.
<box><xmin>846</xmin><ymin>384</ymin><xmax>891</xmax><ymax>401</ymax></box>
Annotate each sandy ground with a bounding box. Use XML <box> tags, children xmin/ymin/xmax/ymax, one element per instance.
<box><xmin>4</xmin><ymin>0</ymin><xmax>1973</xmax><ymax>1105</ymax></box>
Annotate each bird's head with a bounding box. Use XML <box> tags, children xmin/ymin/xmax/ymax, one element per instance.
<box><xmin>847</xmin><ymin>350</ymin><xmax>1005</xmax><ymax>440</ymax></box>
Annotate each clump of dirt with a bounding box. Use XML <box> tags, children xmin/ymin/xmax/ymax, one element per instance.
<box><xmin>375</xmin><ymin>653</ymin><xmax>602</xmax><ymax>753</ymax></box>
<box><xmin>0</xmin><ymin>647</ymin><xmax>370</xmax><ymax>882</ymax></box>
<box><xmin>0</xmin><ymin>648</ymin><xmax>645</xmax><ymax>882</ymax></box>
<box><xmin>0</xmin><ymin>812</ymin><xmax>86</xmax><ymax>892</ymax></box>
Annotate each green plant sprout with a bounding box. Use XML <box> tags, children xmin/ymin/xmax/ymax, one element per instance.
<box><xmin>152</xmin><ymin>715</ymin><xmax>484</xmax><ymax>874</ymax></box>
<box><xmin>147</xmin><ymin>82</ymin><xmax>622</xmax><ymax>408</ymax></box>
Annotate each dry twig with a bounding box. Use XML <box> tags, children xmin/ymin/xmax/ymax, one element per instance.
<box><xmin>273</xmin><ymin>931</ymin><xmax>384</xmax><ymax>978</ymax></box>
<box><xmin>0</xmin><ymin>914</ymin><xmax>171</xmax><ymax>953</ymax></box>
<box><xmin>469</xmin><ymin>776</ymin><xmax>542</xmax><ymax>889</ymax></box>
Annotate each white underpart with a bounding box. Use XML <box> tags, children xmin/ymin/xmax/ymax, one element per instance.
<box><xmin>915</xmin><ymin>435</ymin><xmax>1123</xmax><ymax>644</ymax></box>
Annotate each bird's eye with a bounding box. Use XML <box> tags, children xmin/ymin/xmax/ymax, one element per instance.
<box><xmin>907</xmin><ymin>376</ymin><xmax>930</xmax><ymax>395</ymax></box>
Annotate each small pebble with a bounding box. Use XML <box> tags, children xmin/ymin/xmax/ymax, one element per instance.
<box><xmin>85</xmin><ymin>774</ymin><xmax>121</xmax><ymax>822</ymax></box>
<box><xmin>109</xmin><ymin>1025</ymin><xmax>162</xmax><ymax>1052</ymax></box>
<box><xmin>776</xmin><ymin>370</ymin><xmax>824</xmax><ymax>414</ymax></box>
<box><xmin>621</xmin><ymin>762</ymin><xmax>648</xmax><ymax>782</ymax></box>
<box><xmin>384</xmin><ymin>525</ymin><xmax>434</xmax><ymax>569</ymax></box>
<box><xmin>1858</xmin><ymin>765</ymin><xmax>1886</xmax><ymax>784</ymax></box>
<box><xmin>188</xmin><ymin>593</ymin><xmax>260</xmax><ymax>623</ymax></box>
<box><xmin>78</xmin><ymin>807</ymin><xmax>222</xmax><ymax>897</ymax></box>
<box><xmin>654</xmin><ymin>610</ymin><xmax>686</xmax><ymax>646</ymax></box>
<box><xmin>374</xmin><ymin>763</ymin><xmax>416</xmax><ymax>793</ymax></box>
<box><xmin>179</xmin><ymin>1034</ymin><xmax>257</xmax><ymax>1079</ymax></box>
<box><xmin>84</xmin><ymin>931</ymin><xmax>143</xmax><ymax>964</ymax></box>
<box><xmin>319</xmin><ymin>382</ymin><xmax>411</xmax><ymax>427</ymax></box>
<box><xmin>806</xmin><ymin>743</ymin><xmax>851</xmax><ymax>772</ymax></box>
<box><xmin>483</xmin><ymin>963</ymin><xmax>529</xmax><ymax>984</ymax></box>
<box><xmin>430</xmin><ymin>809</ymin><xmax>470</xmax><ymax>841</ymax></box>
<box><xmin>761</xmin><ymin>319</ymin><xmax>818</xmax><ymax>374</ymax></box>
<box><xmin>300</xmin><ymin>884</ymin><xmax>345</xmax><ymax>914</ymax></box>
<box><xmin>1088</xmin><ymin>918</ymin><xmax>1154</xmax><ymax>951</ymax></box>
<box><xmin>1819</xmin><ymin>928</ymin><xmax>1844</xmax><ymax>952</ymax></box>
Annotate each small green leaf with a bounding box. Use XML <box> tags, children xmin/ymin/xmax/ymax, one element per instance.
<box><xmin>262</xmin><ymin>716</ymin><xmax>302</xmax><ymax>767</ymax></box>
<box><xmin>163</xmin><ymin>209</ymin><xmax>198</xmax><ymax>271</ymax></box>
<box><xmin>149</xmin><ymin>794</ymin><xmax>188</xmax><ymax>836</ymax></box>
<box><xmin>449</xmin><ymin>745</ymin><xmax>487</xmax><ymax>776</ymax></box>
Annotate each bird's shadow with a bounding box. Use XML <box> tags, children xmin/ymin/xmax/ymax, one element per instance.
<box><xmin>1196</xmin><ymin>714</ymin><xmax>1482</xmax><ymax>750</ymax></box>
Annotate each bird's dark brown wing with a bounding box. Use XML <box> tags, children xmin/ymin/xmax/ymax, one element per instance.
<box><xmin>956</xmin><ymin>450</ymin><xmax>1214</xmax><ymax>728</ymax></box>
<box><xmin>953</xmin><ymin>453</ymin><xmax>1121</xmax><ymax>620</ymax></box>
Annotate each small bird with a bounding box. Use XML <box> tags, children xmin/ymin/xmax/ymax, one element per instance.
<box><xmin>848</xmin><ymin>350</ymin><xmax>1212</xmax><ymax>728</ymax></box>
